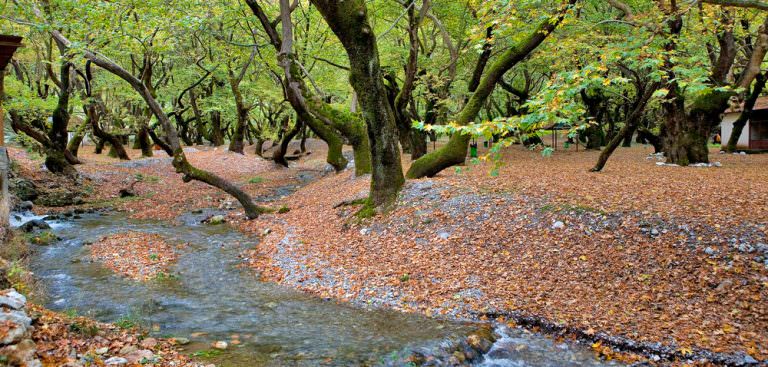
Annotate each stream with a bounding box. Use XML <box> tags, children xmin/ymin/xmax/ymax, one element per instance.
<box><xmin>19</xmin><ymin>210</ymin><xmax>622</xmax><ymax>366</ymax></box>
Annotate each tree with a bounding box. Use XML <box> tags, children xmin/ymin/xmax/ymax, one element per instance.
<box><xmin>310</xmin><ymin>0</ymin><xmax>406</xmax><ymax>208</ymax></box>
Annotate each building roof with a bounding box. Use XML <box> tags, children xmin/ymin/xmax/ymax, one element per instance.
<box><xmin>0</xmin><ymin>35</ymin><xmax>24</xmax><ymax>71</ymax></box>
<box><xmin>726</xmin><ymin>96</ymin><xmax>768</xmax><ymax>113</ymax></box>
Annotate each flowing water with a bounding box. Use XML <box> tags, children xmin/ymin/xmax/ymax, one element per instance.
<box><xmin>22</xmin><ymin>210</ymin><xmax>621</xmax><ymax>366</ymax></box>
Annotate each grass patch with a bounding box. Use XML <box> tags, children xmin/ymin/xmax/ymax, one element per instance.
<box><xmin>153</xmin><ymin>272</ymin><xmax>179</xmax><ymax>282</ymax></box>
<box><xmin>191</xmin><ymin>349</ymin><xmax>223</xmax><ymax>358</ymax></box>
<box><xmin>277</xmin><ymin>205</ymin><xmax>290</xmax><ymax>214</ymax></box>
<box><xmin>115</xmin><ymin>314</ymin><xmax>139</xmax><ymax>330</ymax></box>
<box><xmin>0</xmin><ymin>233</ymin><xmax>32</xmax><ymax>261</ymax></box>
<box><xmin>135</xmin><ymin>173</ymin><xmax>161</xmax><ymax>183</ymax></box>
<box><xmin>247</xmin><ymin>176</ymin><xmax>265</xmax><ymax>184</ymax></box>
<box><xmin>26</xmin><ymin>230</ymin><xmax>58</xmax><ymax>245</ymax></box>
<box><xmin>69</xmin><ymin>321</ymin><xmax>100</xmax><ymax>337</ymax></box>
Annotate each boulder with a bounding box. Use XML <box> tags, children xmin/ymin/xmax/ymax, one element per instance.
<box><xmin>35</xmin><ymin>191</ymin><xmax>84</xmax><ymax>207</ymax></box>
<box><xmin>0</xmin><ymin>289</ymin><xmax>27</xmax><ymax>310</ymax></box>
<box><xmin>14</xmin><ymin>201</ymin><xmax>33</xmax><ymax>212</ymax></box>
<box><xmin>10</xmin><ymin>178</ymin><xmax>38</xmax><ymax>202</ymax></box>
<box><xmin>0</xmin><ymin>339</ymin><xmax>41</xmax><ymax>367</ymax></box>
<box><xmin>0</xmin><ymin>309</ymin><xmax>32</xmax><ymax>345</ymax></box>
<box><xmin>19</xmin><ymin>219</ymin><xmax>51</xmax><ymax>233</ymax></box>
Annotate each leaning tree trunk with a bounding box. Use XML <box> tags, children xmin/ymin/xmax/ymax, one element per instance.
<box><xmin>66</xmin><ymin>118</ymin><xmax>88</xmax><ymax>157</ymax></box>
<box><xmin>406</xmin><ymin>0</ymin><xmax>575</xmax><ymax>178</ymax></box>
<box><xmin>311</xmin><ymin>0</ymin><xmax>405</xmax><ymax>207</ymax></box>
<box><xmin>726</xmin><ymin>72</ymin><xmax>766</xmax><ymax>152</ymax></box>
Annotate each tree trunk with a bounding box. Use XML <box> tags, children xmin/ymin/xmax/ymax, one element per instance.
<box><xmin>210</xmin><ymin>111</ymin><xmax>224</xmax><ymax>146</ymax></box>
<box><xmin>726</xmin><ymin>72</ymin><xmax>766</xmax><ymax>152</ymax></box>
<box><xmin>254</xmin><ymin>138</ymin><xmax>265</xmax><ymax>157</ymax></box>
<box><xmin>86</xmin><ymin>103</ymin><xmax>130</xmax><ymax>160</ymax></box>
<box><xmin>662</xmin><ymin>90</ymin><xmax>731</xmax><ymax>165</ymax></box>
<box><xmin>274</xmin><ymin>118</ymin><xmax>302</xmax><ymax>167</ymax></box>
<box><xmin>66</xmin><ymin>118</ymin><xmax>88</xmax><ymax>157</ymax></box>
<box><xmin>311</xmin><ymin>0</ymin><xmax>405</xmax><ymax>207</ymax></box>
<box><xmin>137</xmin><ymin>125</ymin><xmax>153</xmax><ymax>157</ymax></box>
<box><xmin>406</xmin><ymin>0</ymin><xmax>575</xmax><ymax>178</ymax></box>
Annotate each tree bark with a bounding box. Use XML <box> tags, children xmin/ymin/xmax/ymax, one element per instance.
<box><xmin>274</xmin><ymin>118</ymin><xmax>302</xmax><ymax>167</ymax></box>
<box><xmin>311</xmin><ymin>0</ymin><xmax>405</xmax><ymax>207</ymax></box>
<box><xmin>66</xmin><ymin>118</ymin><xmax>88</xmax><ymax>157</ymax></box>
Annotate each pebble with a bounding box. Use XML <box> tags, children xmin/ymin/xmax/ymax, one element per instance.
<box><xmin>171</xmin><ymin>337</ymin><xmax>190</xmax><ymax>345</ymax></box>
<box><xmin>95</xmin><ymin>347</ymin><xmax>109</xmax><ymax>355</ymax></box>
<box><xmin>212</xmin><ymin>341</ymin><xmax>228</xmax><ymax>350</ymax></box>
<box><xmin>704</xmin><ymin>247</ymin><xmax>716</xmax><ymax>255</ymax></box>
<box><xmin>551</xmin><ymin>221</ymin><xmax>565</xmax><ymax>230</ymax></box>
<box><xmin>104</xmin><ymin>357</ymin><xmax>128</xmax><ymax>365</ymax></box>
<box><xmin>140</xmin><ymin>337</ymin><xmax>158</xmax><ymax>349</ymax></box>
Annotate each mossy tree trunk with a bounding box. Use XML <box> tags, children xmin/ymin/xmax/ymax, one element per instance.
<box><xmin>9</xmin><ymin>62</ymin><xmax>79</xmax><ymax>175</ymax></box>
<box><xmin>66</xmin><ymin>118</ymin><xmax>88</xmax><ymax>157</ymax></box>
<box><xmin>311</xmin><ymin>0</ymin><xmax>405</xmax><ymax>207</ymax></box>
<box><xmin>407</xmin><ymin>0</ymin><xmax>576</xmax><ymax>178</ymax></box>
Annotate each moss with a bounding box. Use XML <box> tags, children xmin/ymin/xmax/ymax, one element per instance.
<box><xmin>354</xmin><ymin>199</ymin><xmax>376</xmax><ymax>219</ymax></box>
<box><xmin>26</xmin><ymin>230</ymin><xmax>59</xmax><ymax>246</ymax></box>
<box><xmin>689</xmin><ymin>88</ymin><xmax>733</xmax><ymax>115</ymax></box>
<box><xmin>248</xmin><ymin>176</ymin><xmax>265</xmax><ymax>184</ymax></box>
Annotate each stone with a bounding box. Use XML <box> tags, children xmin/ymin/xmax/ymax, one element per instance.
<box><xmin>0</xmin><ymin>289</ymin><xmax>27</xmax><ymax>310</ymax></box>
<box><xmin>104</xmin><ymin>357</ymin><xmax>128</xmax><ymax>365</ymax></box>
<box><xmin>207</xmin><ymin>215</ymin><xmax>226</xmax><ymax>225</ymax></box>
<box><xmin>0</xmin><ymin>339</ymin><xmax>40</xmax><ymax>367</ymax></box>
<box><xmin>437</xmin><ymin>229</ymin><xmax>451</xmax><ymax>240</ymax></box>
<box><xmin>15</xmin><ymin>201</ymin><xmax>33</xmax><ymax>211</ymax></box>
<box><xmin>118</xmin><ymin>345</ymin><xmax>138</xmax><ymax>356</ymax></box>
<box><xmin>650</xmin><ymin>228</ymin><xmax>659</xmax><ymax>236</ymax></box>
<box><xmin>551</xmin><ymin>221</ymin><xmax>565</xmax><ymax>230</ymax></box>
<box><xmin>19</xmin><ymin>219</ymin><xmax>51</xmax><ymax>233</ymax></box>
<box><xmin>171</xmin><ymin>337</ymin><xmax>190</xmax><ymax>345</ymax></box>
<box><xmin>743</xmin><ymin>355</ymin><xmax>758</xmax><ymax>364</ymax></box>
<box><xmin>0</xmin><ymin>309</ymin><xmax>32</xmax><ymax>345</ymax></box>
<box><xmin>740</xmin><ymin>151</ymin><xmax>747</xmax><ymax>155</ymax></box>
<box><xmin>713</xmin><ymin>161</ymin><xmax>722</xmax><ymax>167</ymax></box>
<box><xmin>95</xmin><ymin>347</ymin><xmax>109</xmax><ymax>355</ymax></box>
<box><xmin>124</xmin><ymin>349</ymin><xmax>154</xmax><ymax>364</ymax></box>
<box><xmin>10</xmin><ymin>178</ymin><xmax>39</xmax><ymax>201</ymax></box>
<box><xmin>35</xmin><ymin>190</ymin><xmax>84</xmax><ymax>207</ymax></box>
<box><xmin>212</xmin><ymin>341</ymin><xmax>228</xmax><ymax>350</ymax></box>
<box><xmin>359</xmin><ymin>228</ymin><xmax>371</xmax><ymax>236</ymax></box>
<box><xmin>139</xmin><ymin>337</ymin><xmax>158</xmax><ymax>349</ymax></box>
<box><xmin>704</xmin><ymin>247</ymin><xmax>716</xmax><ymax>256</ymax></box>
<box><xmin>466</xmin><ymin>334</ymin><xmax>493</xmax><ymax>354</ymax></box>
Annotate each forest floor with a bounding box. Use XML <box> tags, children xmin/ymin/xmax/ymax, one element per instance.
<box><xmin>6</xmin><ymin>140</ymin><xmax>768</xmax><ymax>365</ymax></box>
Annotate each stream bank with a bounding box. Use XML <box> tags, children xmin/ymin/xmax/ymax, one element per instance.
<box><xmin>18</xmin><ymin>210</ymin><xmax>623</xmax><ymax>366</ymax></box>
